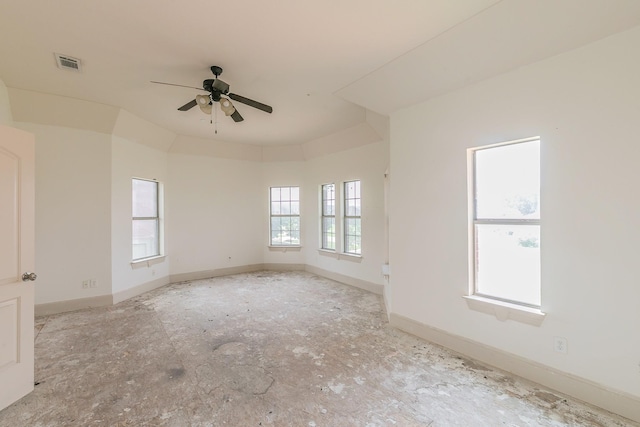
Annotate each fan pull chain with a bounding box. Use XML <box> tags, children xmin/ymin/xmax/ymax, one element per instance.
<box><xmin>213</xmin><ymin>102</ymin><xmax>218</xmax><ymax>134</ymax></box>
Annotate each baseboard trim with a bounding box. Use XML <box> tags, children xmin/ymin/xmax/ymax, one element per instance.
<box><xmin>36</xmin><ymin>264</ymin><xmax>384</xmax><ymax>320</ymax></box>
<box><xmin>112</xmin><ymin>276</ymin><xmax>171</xmax><ymax>305</ymax></box>
<box><xmin>169</xmin><ymin>264</ymin><xmax>265</xmax><ymax>283</ymax></box>
<box><xmin>389</xmin><ymin>313</ymin><xmax>640</xmax><ymax>424</ymax></box>
<box><xmin>35</xmin><ymin>294</ymin><xmax>113</xmax><ymax>317</ymax></box>
<box><xmin>263</xmin><ymin>263</ymin><xmax>306</xmax><ymax>271</ymax></box>
<box><xmin>305</xmin><ymin>265</ymin><xmax>384</xmax><ymax>295</ymax></box>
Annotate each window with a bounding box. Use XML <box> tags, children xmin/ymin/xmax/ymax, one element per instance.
<box><xmin>344</xmin><ymin>180</ymin><xmax>362</xmax><ymax>255</ymax></box>
<box><xmin>270</xmin><ymin>186</ymin><xmax>300</xmax><ymax>246</ymax></box>
<box><xmin>471</xmin><ymin>138</ymin><xmax>540</xmax><ymax>307</ymax></box>
<box><xmin>132</xmin><ymin>178</ymin><xmax>161</xmax><ymax>261</ymax></box>
<box><xmin>321</xmin><ymin>184</ymin><xmax>336</xmax><ymax>250</ymax></box>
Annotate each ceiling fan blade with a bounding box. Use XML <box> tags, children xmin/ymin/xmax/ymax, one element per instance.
<box><xmin>151</xmin><ymin>81</ymin><xmax>204</xmax><ymax>91</ymax></box>
<box><xmin>228</xmin><ymin>93</ymin><xmax>273</xmax><ymax>114</ymax></box>
<box><xmin>230</xmin><ymin>109</ymin><xmax>244</xmax><ymax>122</ymax></box>
<box><xmin>178</xmin><ymin>99</ymin><xmax>198</xmax><ymax>111</ymax></box>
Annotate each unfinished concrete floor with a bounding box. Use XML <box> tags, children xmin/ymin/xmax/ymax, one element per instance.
<box><xmin>0</xmin><ymin>271</ymin><xmax>636</xmax><ymax>426</ymax></box>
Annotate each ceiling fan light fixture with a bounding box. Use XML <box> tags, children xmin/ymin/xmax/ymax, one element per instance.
<box><xmin>196</xmin><ymin>94</ymin><xmax>209</xmax><ymax>106</ymax></box>
<box><xmin>219</xmin><ymin>98</ymin><xmax>235</xmax><ymax>116</ymax></box>
<box><xmin>199</xmin><ymin>104</ymin><xmax>212</xmax><ymax>115</ymax></box>
<box><xmin>196</xmin><ymin>94</ymin><xmax>212</xmax><ymax>114</ymax></box>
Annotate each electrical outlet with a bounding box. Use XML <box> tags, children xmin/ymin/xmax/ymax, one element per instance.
<box><xmin>89</xmin><ymin>279</ymin><xmax>97</xmax><ymax>288</ymax></box>
<box><xmin>82</xmin><ymin>280</ymin><xmax>89</xmax><ymax>289</ymax></box>
<box><xmin>554</xmin><ymin>336</ymin><xmax>568</xmax><ymax>354</ymax></box>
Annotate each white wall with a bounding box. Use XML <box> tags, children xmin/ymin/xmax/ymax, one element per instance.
<box><xmin>110</xmin><ymin>110</ymin><xmax>174</xmax><ymax>298</ymax></box>
<box><xmin>167</xmin><ymin>153</ymin><xmax>264</xmax><ymax>276</ymax></box>
<box><xmin>304</xmin><ymin>141</ymin><xmax>389</xmax><ymax>286</ymax></box>
<box><xmin>111</xmin><ymin>136</ymin><xmax>169</xmax><ymax>296</ymax></box>
<box><xmin>16</xmin><ymin>123</ymin><xmax>113</xmax><ymax>305</ymax></box>
<box><xmin>390</xmin><ymin>26</ymin><xmax>640</xmax><ymax>398</ymax></box>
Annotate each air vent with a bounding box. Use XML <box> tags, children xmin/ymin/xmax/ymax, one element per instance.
<box><xmin>54</xmin><ymin>53</ymin><xmax>82</xmax><ymax>72</ymax></box>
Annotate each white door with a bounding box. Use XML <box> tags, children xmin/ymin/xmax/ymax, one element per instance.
<box><xmin>0</xmin><ymin>125</ymin><xmax>35</xmax><ymax>411</ymax></box>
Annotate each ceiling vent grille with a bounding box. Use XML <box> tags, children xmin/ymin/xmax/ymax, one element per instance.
<box><xmin>54</xmin><ymin>53</ymin><xmax>82</xmax><ymax>72</ymax></box>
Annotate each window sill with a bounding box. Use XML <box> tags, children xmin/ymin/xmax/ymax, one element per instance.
<box><xmin>130</xmin><ymin>255</ymin><xmax>165</xmax><ymax>269</ymax></box>
<box><xmin>268</xmin><ymin>245</ymin><xmax>302</xmax><ymax>252</ymax></box>
<box><xmin>317</xmin><ymin>249</ymin><xmax>363</xmax><ymax>263</ymax></box>
<box><xmin>463</xmin><ymin>295</ymin><xmax>546</xmax><ymax>326</ymax></box>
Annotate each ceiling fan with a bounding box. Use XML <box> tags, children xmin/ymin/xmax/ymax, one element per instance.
<box><xmin>152</xmin><ymin>66</ymin><xmax>273</xmax><ymax>123</ymax></box>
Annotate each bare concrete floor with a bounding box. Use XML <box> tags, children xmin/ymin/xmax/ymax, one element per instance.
<box><xmin>0</xmin><ymin>271</ymin><xmax>636</xmax><ymax>426</ymax></box>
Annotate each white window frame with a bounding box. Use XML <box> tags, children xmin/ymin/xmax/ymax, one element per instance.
<box><xmin>269</xmin><ymin>186</ymin><xmax>301</xmax><ymax>247</ymax></box>
<box><xmin>466</xmin><ymin>137</ymin><xmax>543</xmax><ymax>322</ymax></box>
<box><xmin>320</xmin><ymin>183</ymin><xmax>336</xmax><ymax>251</ymax></box>
<box><xmin>343</xmin><ymin>180</ymin><xmax>362</xmax><ymax>255</ymax></box>
<box><xmin>132</xmin><ymin>177</ymin><xmax>163</xmax><ymax>262</ymax></box>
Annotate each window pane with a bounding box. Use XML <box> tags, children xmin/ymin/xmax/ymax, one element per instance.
<box><xmin>271</xmin><ymin>215</ymin><xmax>299</xmax><ymax>245</ymax></box>
<box><xmin>345</xmin><ymin>218</ymin><xmax>361</xmax><ymax>255</ymax></box>
<box><xmin>291</xmin><ymin>201</ymin><xmax>300</xmax><ymax>215</ymax></box>
<box><xmin>346</xmin><ymin>200</ymin><xmax>357</xmax><ymax>216</ymax></box>
<box><xmin>345</xmin><ymin>181</ymin><xmax>356</xmax><ymax>198</ymax></box>
<box><xmin>132</xmin><ymin>179</ymin><xmax>157</xmax><ymax>217</ymax></box>
<box><xmin>290</xmin><ymin>187</ymin><xmax>300</xmax><ymax>201</ymax></box>
<box><xmin>291</xmin><ymin>216</ymin><xmax>300</xmax><ymax>231</ymax></box>
<box><xmin>132</xmin><ymin>219</ymin><xmax>159</xmax><ymax>259</ymax></box>
<box><xmin>322</xmin><ymin>217</ymin><xmax>335</xmax><ymax>250</ymax></box>
<box><xmin>476</xmin><ymin>224</ymin><xmax>540</xmax><ymax>306</ymax></box>
<box><xmin>281</xmin><ymin>201</ymin><xmax>291</xmax><ymax>215</ymax></box>
<box><xmin>475</xmin><ymin>141</ymin><xmax>540</xmax><ymax>220</ymax></box>
<box><xmin>323</xmin><ymin>184</ymin><xmax>334</xmax><ymax>200</ymax></box>
<box><xmin>271</xmin><ymin>187</ymin><xmax>281</xmax><ymax>202</ymax></box>
<box><xmin>281</xmin><ymin>187</ymin><xmax>291</xmax><ymax>201</ymax></box>
<box><xmin>271</xmin><ymin>201</ymin><xmax>281</xmax><ymax>215</ymax></box>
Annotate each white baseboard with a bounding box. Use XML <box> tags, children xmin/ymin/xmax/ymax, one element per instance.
<box><xmin>389</xmin><ymin>313</ymin><xmax>640</xmax><ymax>424</ymax></box>
<box><xmin>112</xmin><ymin>276</ymin><xmax>171</xmax><ymax>305</ymax></box>
<box><xmin>263</xmin><ymin>263</ymin><xmax>306</xmax><ymax>271</ymax></box>
<box><xmin>305</xmin><ymin>265</ymin><xmax>384</xmax><ymax>295</ymax></box>
<box><xmin>169</xmin><ymin>264</ymin><xmax>265</xmax><ymax>283</ymax></box>
<box><xmin>35</xmin><ymin>294</ymin><xmax>113</xmax><ymax>317</ymax></box>
<box><xmin>36</xmin><ymin>263</ymin><xmax>384</xmax><ymax>320</ymax></box>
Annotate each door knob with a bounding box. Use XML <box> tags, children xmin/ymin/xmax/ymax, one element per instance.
<box><xmin>22</xmin><ymin>272</ymin><xmax>37</xmax><ymax>282</ymax></box>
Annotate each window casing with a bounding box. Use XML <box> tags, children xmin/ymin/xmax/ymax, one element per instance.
<box><xmin>270</xmin><ymin>186</ymin><xmax>300</xmax><ymax>246</ymax></box>
<box><xmin>132</xmin><ymin>178</ymin><xmax>161</xmax><ymax>261</ymax></box>
<box><xmin>343</xmin><ymin>180</ymin><xmax>362</xmax><ymax>255</ymax></box>
<box><xmin>321</xmin><ymin>183</ymin><xmax>336</xmax><ymax>250</ymax></box>
<box><xmin>471</xmin><ymin>138</ymin><xmax>540</xmax><ymax>307</ymax></box>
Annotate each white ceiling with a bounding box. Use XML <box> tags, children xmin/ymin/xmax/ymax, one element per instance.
<box><xmin>1</xmin><ymin>0</ymin><xmax>639</xmax><ymax>146</ymax></box>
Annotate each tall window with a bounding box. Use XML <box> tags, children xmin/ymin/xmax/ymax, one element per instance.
<box><xmin>321</xmin><ymin>183</ymin><xmax>336</xmax><ymax>250</ymax></box>
<box><xmin>132</xmin><ymin>178</ymin><xmax>160</xmax><ymax>260</ymax></box>
<box><xmin>471</xmin><ymin>138</ymin><xmax>540</xmax><ymax>307</ymax></box>
<box><xmin>270</xmin><ymin>186</ymin><xmax>300</xmax><ymax>246</ymax></box>
<box><xmin>344</xmin><ymin>180</ymin><xmax>361</xmax><ymax>255</ymax></box>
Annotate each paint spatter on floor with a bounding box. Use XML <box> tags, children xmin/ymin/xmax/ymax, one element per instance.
<box><xmin>0</xmin><ymin>271</ymin><xmax>636</xmax><ymax>427</ymax></box>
